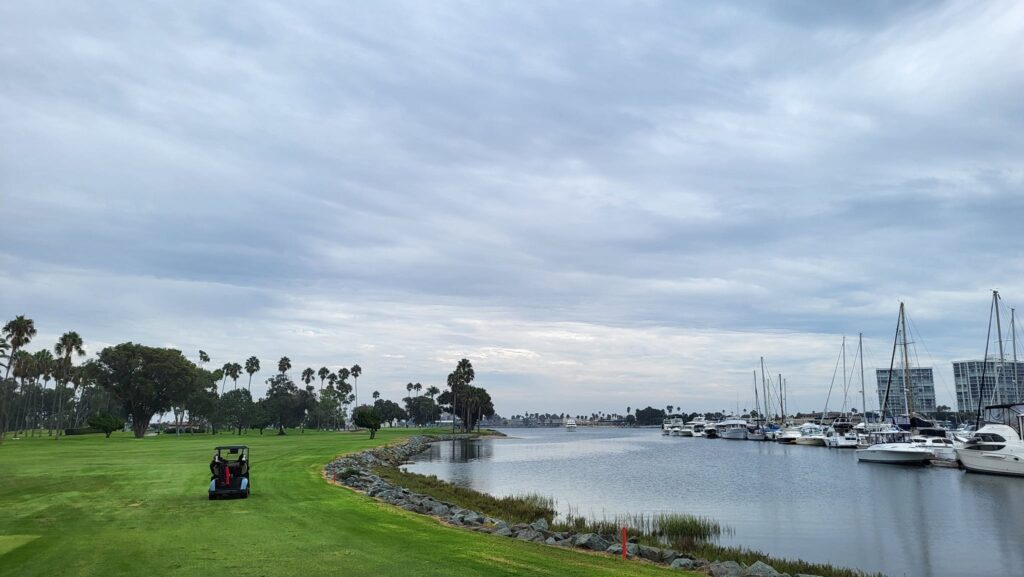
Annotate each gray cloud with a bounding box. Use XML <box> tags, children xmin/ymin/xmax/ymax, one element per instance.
<box><xmin>3</xmin><ymin>1</ymin><xmax>1023</xmax><ymax>415</ymax></box>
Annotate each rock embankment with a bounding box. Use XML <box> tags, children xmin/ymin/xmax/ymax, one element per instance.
<box><xmin>324</xmin><ymin>435</ymin><xmax>823</xmax><ymax>577</ymax></box>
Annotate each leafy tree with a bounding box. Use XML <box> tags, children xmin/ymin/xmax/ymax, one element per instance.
<box><xmin>635</xmin><ymin>406</ymin><xmax>666</xmax><ymax>426</ymax></box>
<box><xmin>264</xmin><ymin>373</ymin><xmax>300</xmax><ymax>434</ymax></box>
<box><xmin>87</xmin><ymin>413</ymin><xmax>124</xmax><ymax>438</ymax></box>
<box><xmin>625</xmin><ymin>414</ymin><xmax>637</xmax><ymax>426</ymax></box>
<box><xmin>250</xmin><ymin>399</ymin><xmax>272</xmax><ymax>434</ymax></box>
<box><xmin>352</xmin><ymin>405</ymin><xmax>381</xmax><ymax>439</ymax></box>
<box><xmin>220</xmin><ymin>389</ymin><xmax>254</xmax><ymax>435</ymax></box>
<box><xmin>245</xmin><ymin>356</ymin><xmax>260</xmax><ymax>391</ymax></box>
<box><xmin>185</xmin><ymin>385</ymin><xmax>218</xmax><ymax>433</ymax></box>
<box><xmin>405</xmin><ymin>395</ymin><xmax>440</xmax><ymax>426</ymax></box>
<box><xmin>92</xmin><ymin>343</ymin><xmax>198</xmax><ymax>438</ymax></box>
<box><xmin>278</xmin><ymin>356</ymin><xmax>292</xmax><ymax>375</ymax></box>
<box><xmin>373</xmin><ymin>398</ymin><xmax>407</xmax><ymax>424</ymax></box>
<box><xmin>426</xmin><ymin>385</ymin><xmax>440</xmax><ymax>400</ymax></box>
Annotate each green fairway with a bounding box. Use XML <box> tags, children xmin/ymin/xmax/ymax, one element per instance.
<box><xmin>0</xmin><ymin>429</ymin><xmax>684</xmax><ymax>577</ymax></box>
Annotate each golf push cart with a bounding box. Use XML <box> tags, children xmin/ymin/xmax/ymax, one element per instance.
<box><xmin>209</xmin><ymin>445</ymin><xmax>250</xmax><ymax>499</ymax></box>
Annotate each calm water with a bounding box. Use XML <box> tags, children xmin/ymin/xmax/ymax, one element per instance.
<box><xmin>406</xmin><ymin>427</ymin><xmax>1024</xmax><ymax>577</ymax></box>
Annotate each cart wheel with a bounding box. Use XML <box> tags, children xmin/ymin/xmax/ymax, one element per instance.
<box><xmin>209</xmin><ymin>494</ymin><xmax>216</xmax><ymax>500</ymax></box>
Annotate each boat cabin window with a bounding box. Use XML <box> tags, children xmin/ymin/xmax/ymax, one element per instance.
<box><xmin>976</xmin><ymin>434</ymin><xmax>1006</xmax><ymax>443</ymax></box>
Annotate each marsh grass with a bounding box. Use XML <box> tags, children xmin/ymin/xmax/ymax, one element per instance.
<box><xmin>378</xmin><ymin>465</ymin><xmax>885</xmax><ymax>577</ymax></box>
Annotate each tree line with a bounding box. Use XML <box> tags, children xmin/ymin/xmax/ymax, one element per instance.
<box><xmin>1</xmin><ymin>315</ymin><xmax>495</xmax><ymax>440</ymax></box>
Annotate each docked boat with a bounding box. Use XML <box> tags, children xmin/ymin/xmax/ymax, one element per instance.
<box><xmin>775</xmin><ymin>426</ymin><xmax>802</xmax><ymax>444</ymax></box>
<box><xmin>719</xmin><ymin>418</ymin><xmax>749</xmax><ymax>440</ymax></box>
<box><xmin>955</xmin><ymin>422</ymin><xmax>1024</xmax><ymax>477</ymax></box>
<box><xmin>825</xmin><ymin>421</ymin><xmax>858</xmax><ymax>448</ymax></box>
<box><xmin>745</xmin><ymin>424</ymin><xmax>766</xmax><ymax>441</ymax></box>
<box><xmin>687</xmin><ymin>417</ymin><xmax>708</xmax><ymax>437</ymax></box>
<box><xmin>794</xmin><ymin>423</ymin><xmax>827</xmax><ymax>446</ymax></box>
<box><xmin>704</xmin><ymin>423</ymin><xmax>720</xmax><ymax>439</ymax></box>
<box><xmin>855</xmin><ymin>429</ymin><xmax>932</xmax><ymax>464</ymax></box>
<box><xmin>566</xmin><ymin>418</ymin><xmax>577</xmax><ymax>431</ymax></box>
<box><xmin>911</xmin><ymin>435</ymin><xmax>956</xmax><ymax>461</ymax></box>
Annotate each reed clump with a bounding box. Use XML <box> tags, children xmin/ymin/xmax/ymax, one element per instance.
<box><xmin>553</xmin><ymin>510</ymin><xmax>723</xmax><ymax>549</ymax></box>
<box><xmin>374</xmin><ymin>466</ymin><xmax>556</xmax><ymax>524</ymax></box>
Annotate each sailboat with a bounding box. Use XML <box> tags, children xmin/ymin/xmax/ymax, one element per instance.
<box><xmin>955</xmin><ymin>291</ymin><xmax>1024</xmax><ymax>476</ymax></box>
<box><xmin>855</xmin><ymin>303</ymin><xmax>933</xmax><ymax>465</ymax></box>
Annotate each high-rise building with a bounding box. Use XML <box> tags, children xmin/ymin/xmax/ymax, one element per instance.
<box><xmin>953</xmin><ymin>359</ymin><xmax>1024</xmax><ymax>413</ymax></box>
<box><xmin>875</xmin><ymin>367</ymin><xmax>936</xmax><ymax>415</ymax></box>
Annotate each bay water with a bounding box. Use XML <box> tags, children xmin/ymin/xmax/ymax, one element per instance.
<box><xmin>406</xmin><ymin>427</ymin><xmax>1023</xmax><ymax>577</ymax></box>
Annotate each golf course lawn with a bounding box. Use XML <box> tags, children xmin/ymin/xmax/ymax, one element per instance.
<box><xmin>0</xmin><ymin>429</ymin><xmax>688</xmax><ymax>577</ymax></box>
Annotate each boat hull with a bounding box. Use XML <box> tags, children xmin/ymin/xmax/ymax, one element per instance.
<box><xmin>956</xmin><ymin>448</ymin><xmax>1024</xmax><ymax>477</ymax></box>
<box><xmin>795</xmin><ymin>436</ymin><xmax>826</xmax><ymax>446</ymax></box>
<box><xmin>746</xmin><ymin>432</ymin><xmax>766</xmax><ymax>441</ymax></box>
<box><xmin>826</xmin><ymin>437</ymin><xmax>859</xmax><ymax>448</ymax></box>
<box><xmin>856</xmin><ymin>444</ymin><xmax>932</xmax><ymax>464</ymax></box>
<box><xmin>720</xmin><ymin>429</ymin><xmax>747</xmax><ymax>440</ymax></box>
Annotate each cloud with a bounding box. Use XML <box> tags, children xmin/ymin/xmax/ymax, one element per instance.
<box><xmin>2</xmin><ymin>0</ymin><xmax>1023</xmax><ymax>415</ymax></box>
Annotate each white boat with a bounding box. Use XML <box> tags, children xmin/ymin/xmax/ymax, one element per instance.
<box><xmin>955</xmin><ymin>423</ymin><xmax>1024</xmax><ymax>477</ymax></box>
<box><xmin>775</xmin><ymin>426</ymin><xmax>802</xmax><ymax>444</ymax></box>
<box><xmin>678</xmin><ymin>416</ymin><xmax>706</xmax><ymax>437</ymax></box>
<box><xmin>661</xmin><ymin>418</ymin><xmax>672</xmax><ymax>435</ymax></box>
<box><xmin>824</xmin><ymin>421</ymin><xmax>858</xmax><ymax>448</ymax></box>
<box><xmin>719</xmin><ymin>418</ymin><xmax>749</xmax><ymax>440</ymax></box>
<box><xmin>745</xmin><ymin>425</ymin><xmax>766</xmax><ymax>441</ymax></box>
<box><xmin>565</xmin><ymin>418</ymin><xmax>577</xmax><ymax>431</ymax></box>
<box><xmin>855</xmin><ymin>429</ymin><xmax>933</xmax><ymax>464</ymax></box>
<box><xmin>704</xmin><ymin>423</ymin><xmax>720</xmax><ymax>439</ymax></box>
<box><xmin>794</xmin><ymin>423</ymin><xmax>827</xmax><ymax>446</ymax></box>
<box><xmin>911</xmin><ymin>435</ymin><xmax>955</xmax><ymax>461</ymax></box>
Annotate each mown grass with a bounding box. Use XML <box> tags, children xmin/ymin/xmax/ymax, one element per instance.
<box><xmin>382</xmin><ymin>465</ymin><xmax>884</xmax><ymax>577</ymax></box>
<box><xmin>0</xmin><ymin>429</ymin><xmax>688</xmax><ymax>577</ymax></box>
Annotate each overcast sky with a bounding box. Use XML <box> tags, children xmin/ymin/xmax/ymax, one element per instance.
<box><xmin>3</xmin><ymin>1</ymin><xmax>1023</xmax><ymax>416</ymax></box>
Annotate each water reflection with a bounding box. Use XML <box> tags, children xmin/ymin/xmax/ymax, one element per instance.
<box><xmin>406</xmin><ymin>428</ymin><xmax>1024</xmax><ymax>577</ymax></box>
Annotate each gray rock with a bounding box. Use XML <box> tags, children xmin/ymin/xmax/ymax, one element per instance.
<box><xmin>494</xmin><ymin>520</ymin><xmax>509</xmax><ymax>530</ymax></box>
<box><xmin>400</xmin><ymin>503</ymin><xmax>417</xmax><ymax>511</ymax></box>
<box><xmin>661</xmin><ymin>549</ymin><xmax>680</xmax><ymax>564</ymax></box>
<box><xmin>671</xmin><ymin>558</ymin><xmax>702</xmax><ymax>570</ymax></box>
<box><xmin>493</xmin><ymin>526</ymin><xmax>513</xmax><ymax>537</ymax></box>
<box><xmin>573</xmin><ymin>533</ymin><xmax>610</xmax><ymax>551</ymax></box>
<box><xmin>742</xmin><ymin>561</ymin><xmax>780</xmax><ymax>576</ymax></box>
<box><xmin>516</xmin><ymin>528</ymin><xmax>542</xmax><ymax>542</ymax></box>
<box><xmin>606</xmin><ymin>543</ymin><xmax>639</xmax><ymax>557</ymax></box>
<box><xmin>553</xmin><ymin>538</ymin><xmax>572</xmax><ymax>547</ymax></box>
<box><xmin>710</xmin><ymin>560</ymin><xmax>745</xmax><ymax>577</ymax></box>
<box><xmin>530</xmin><ymin>518</ymin><xmax>549</xmax><ymax>532</ymax></box>
<box><xmin>794</xmin><ymin>574</ymin><xmax>824</xmax><ymax>577</ymax></box>
<box><xmin>545</xmin><ymin>537</ymin><xmax>558</xmax><ymax>545</ymax></box>
<box><xmin>638</xmin><ymin>545</ymin><xmax>662</xmax><ymax>562</ymax></box>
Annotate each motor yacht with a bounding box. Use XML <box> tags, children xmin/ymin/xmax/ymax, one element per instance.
<box><xmin>824</xmin><ymin>421</ymin><xmax>858</xmax><ymax>448</ymax></box>
<box><xmin>855</xmin><ymin>429</ymin><xmax>933</xmax><ymax>464</ymax></box>
<box><xmin>955</xmin><ymin>424</ymin><xmax>1024</xmax><ymax>477</ymax></box>
<box><xmin>719</xmin><ymin>418</ymin><xmax>749</xmax><ymax>440</ymax></box>
<box><xmin>775</xmin><ymin>426</ymin><xmax>802</xmax><ymax>444</ymax></box>
<box><xmin>794</xmin><ymin>423</ymin><xmax>827</xmax><ymax>446</ymax></box>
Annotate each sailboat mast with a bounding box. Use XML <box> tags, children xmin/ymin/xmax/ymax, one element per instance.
<box><xmin>780</xmin><ymin>374</ymin><xmax>786</xmax><ymax>422</ymax></box>
<box><xmin>859</xmin><ymin>333</ymin><xmax>866</xmax><ymax>423</ymax></box>
<box><xmin>1013</xmin><ymin>308</ymin><xmax>1019</xmax><ymax>402</ymax></box>
<box><xmin>753</xmin><ymin>370</ymin><xmax>761</xmax><ymax>423</ymax></box>
<box><xmin>899</xmin><ymin>302</ymin><xmax>915</xmax><ymax>422</ymax></box>
<box><xmin>994</xmin><ymin>291</ymin><xmax>1005</xmax><ymax>405</ymax></box>
<box><xmin>841</xmin><ymin>335</ymin><xmax>847</xmax><ymax>418</ymax></box>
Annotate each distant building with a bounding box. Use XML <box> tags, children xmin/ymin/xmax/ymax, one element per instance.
<box><xmin>953</xmin><ymin>359</ymin><xmax>1024</xmax><ymax>413</ymax></box>
<box><xmin>876</xmin><ymin>367</ymin><xmax>936</xmax><ymax>415</ymax></box>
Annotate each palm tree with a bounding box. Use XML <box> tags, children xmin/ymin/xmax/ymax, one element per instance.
<box><xmin>372</xmin><ymin>390</ymin><xmax>380</xmax><ymax>400</ymax></box>
<box><xmin>2</xmin><ymin>316</ymin><xmax>36</xmax><ymax>381</ymax></box>
<box><xmin>350</xmin><ymin>364</ymin><xmax>361</xmax><ymax>406</ymax></box>
<box><xmin>666</xmin><ymin>405</ymin><xmax>674</xmax><ymax>416</ymax></box>
<box><xmin>414</xmin><ymin>383</ymin><xmax>423</xmax><ymax>396</ymax></box>
<box><xmin>245</xmin><ymin>356</ymin><xmax>260</xmax><ymax>391</ymax></box>
<box><xmin>301</xmin><ymin>367</ymin><xmax>315</xmax><ymax>387</ymax></box>
<box><xmin>53</xmin><ymin>331</ymin><xmax>85</xmax><ymax>439</ymax></box>
<box><xmin>32</xmin><ymin>349</ymin><xmax>54</xmax><ymax>437</ymax></box>
<box><xmin>406</xmin><ymin>382</ymin><xmax>414</xmax><ymax>396</ymax></box>
<box><xmin>11</xmin><ymin>350</ymin><xmax>35</xmax><ymax>436</ymax></box>
<box><xmin>426</xmin><ymin>385</ymin><xmax>440</xmax><ymax>400</ymax></box>
<box><xmin>328</xmin><ymin>372</ymin><xmax>337</xmax><ymax>389</ymax></box>
<box><xmin>198</xmin><ymin>350</ymin><xmax>210</xmax><ymax>368</ymax></box>
<box><xmin>229</xmin><ymin>363</ymin><xmax>242</xmax><ymax>390</ymax></box>
<box><xmin>317</xmin><ymin>367</ymin><xmax>329</xmax><ymax>392</ymax></box>
<box><xmin>220</xmin><ymin>363</ymin><xmax>231</xmax><ymax>395</ymax></box>
<box><xmin>278</xmin><ymin>356</ymin><xmax>292</xmax><ymax>375</ymax></box>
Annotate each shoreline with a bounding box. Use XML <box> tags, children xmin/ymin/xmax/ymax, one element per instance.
<box><xmin>324</xmin><ymin>434</ymin><xmax>874</xmax><ymax>577</ymax></box>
